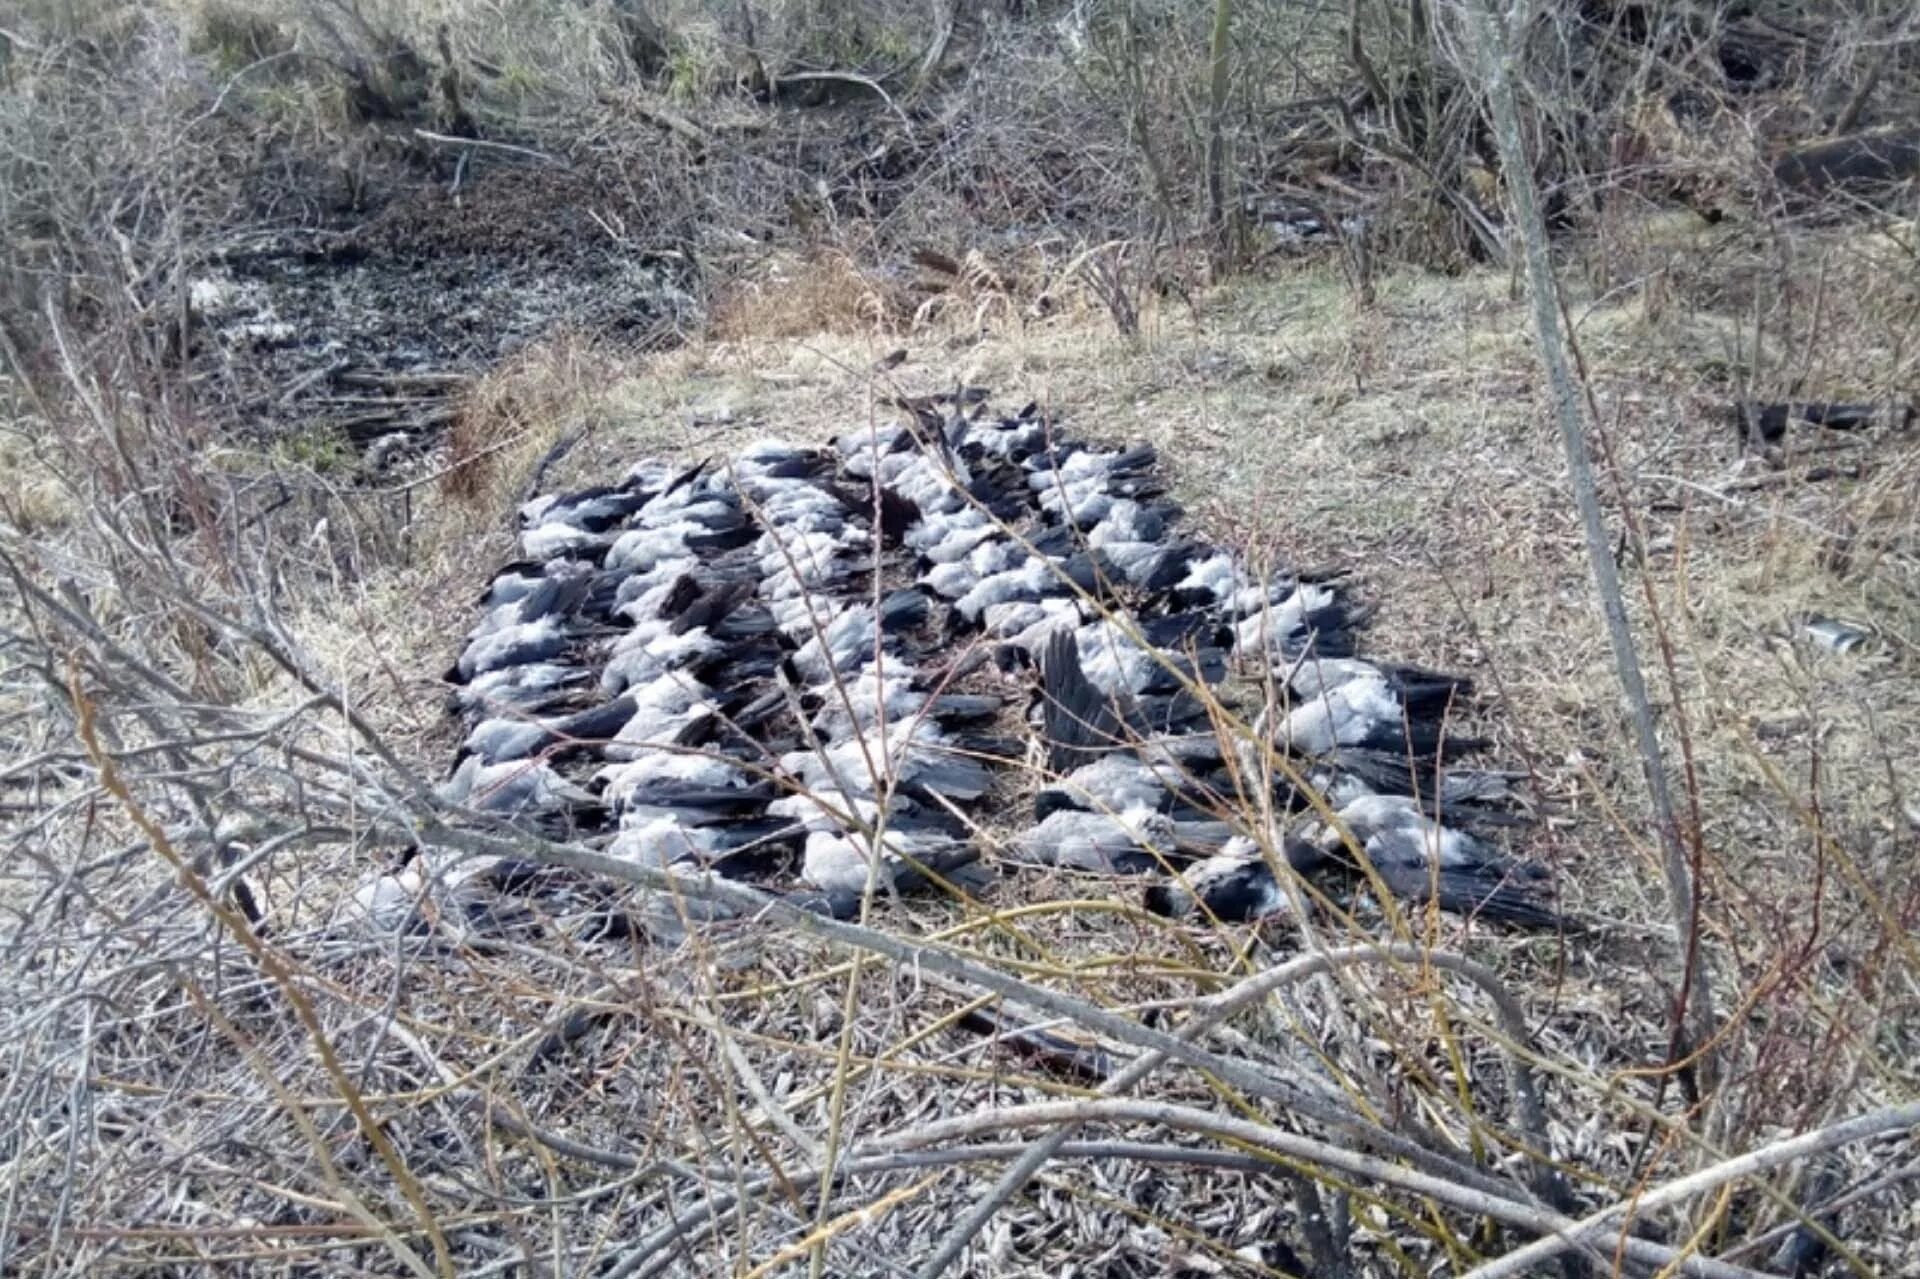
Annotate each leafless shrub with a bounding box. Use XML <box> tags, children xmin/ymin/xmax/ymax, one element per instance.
<box><xmin>1065</xmin><ymin>237</ymin><xmax>1143</xmax><ymax>338</ymax></box>
<box><xmin>10</xmin><ymin>267</ymin><xmax>1920</xmax><ymax>1273</ymax></box>
<box><xmin>6</xmin><ymin>2</ymin><xmax>1920</xmax><ymax>1276</ymax></box>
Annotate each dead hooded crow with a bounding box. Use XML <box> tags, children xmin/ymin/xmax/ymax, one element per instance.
<box><xmin>1144</xmin><ymin>835</ymin><xmax>1325</xmax><ymax>922</ymax></box>
<box><xmin>1320</xmin><ymin>794</ymin><xmax>1562</xmax><ymax>929</ymax></box>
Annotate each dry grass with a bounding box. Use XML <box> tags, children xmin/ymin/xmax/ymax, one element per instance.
<box><xmin>706</xmin><ymin>249</ymin><xmax>911</xmax><ymax>343</ymax></box>
<box><xmin>421</xmin><ymin>206</ymin><xmax>1920</xmax><ymax>968</ymax></box>
<box><xmin>8</xmin><ymin>188</ymin><xmax>1920</xmax><ymax>1272</ymax></box>
<box><xmin>7</xmin><ymin>0</ymin><xmax>1920</xmax><ymax>1272</ymax></box>
<box><xmin>564</xmin><ymin>198</ymin><xmax>1920</xmax><ymax>1163</ymax></box>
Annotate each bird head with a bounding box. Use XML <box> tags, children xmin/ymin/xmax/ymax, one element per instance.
<box><xmin>1143</xmin><ymin>880</ymin><xmax>1193</xmax><ymax>918</ymax></box>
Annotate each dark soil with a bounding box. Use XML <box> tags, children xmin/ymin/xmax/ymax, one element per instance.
<box><xmin>161</xmin><ymin>71</ymin><xmax>1158</xmax><ymax>464</ymax></box>
<box><xmin>182</xmin><ymin>154</ymin><xmax>698</xmax><ymax>456</ymax></box>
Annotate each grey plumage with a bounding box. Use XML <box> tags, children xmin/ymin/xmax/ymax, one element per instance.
<box><xmin>459</xmin><ymin>716</ymin><xmax>556</xmax><ymax>765</ymax></box>
<box><xmin>1322</xmin><ymin>794</ymin><xmax>1560</xmax><ymax>928</ymax></box>
<box><xmin>1035</xmin><ymin>753</ymin><xmax>1187</xmax><ymax>821</ymax></box>
<box><xmin>1231</xmin><ymin>581</ymin><xmax>1354</xmax><ymax>659</ymax></box>
<box><xmin>439</xmin><ymin>756</ymin><xmax>598</xmax><ymax>817</ymax></box>
<box><xmin>802</xmin><ymin>828</ymin><xmax>982</xmax><ymax>916</ymax></box>
<box><xmin>449</xmin><ymin>615</ymin><xmax>575</xmax><ymax>684</ymax></box>
<box><xmin>805</xmin><ymin>665</ymin><xmax>1001</xmax><ymax>740</ymax></box>
<box><xmin>1318</xmin><ymin>749</ymin><xmax>1523</xmax><ymax>815</ymax></box>
<box><xmin>347</xmin><ymin>859</ymin><xmax>541</xmax><ymax>940</ymax></box>
<box><xmin>459</xmin><ymin>695</ymin><xmax>641</xmax><ymax>766</ymax></box>
<box><xmin>1277</xmin><ymin>675</ymin><xmax>1406</xmax><ymax>755</ymax></box>
<box><xmin>953</xmin><ymin>558</ymin><xmax>1056</xmax><ymax>624</ymax></box>
<box><xmin>423</xmin><ymin>395</ymin><xmax>1564</xmax><ymax>944</ymax></box>
<box><xmin>789</xmin><ymin>605</ymin><xmax>886</xmax><ymax>683</ymax></box>
<box><xmin>595</xmin><ymin>748</ymin><xmax>755</xmax><ymax>808</ymax></box>
<box><xmin>766</xmin><ymin>785</ymin><xmax>898</xmax><ymax>833</ymax></box>
<box><xmin>348</xmin><ymin>865</ymin><xmax>430</xmax><ymax>936</ymax></box>
<box><xmin>521</xmin><ymin>521</ymin><xmax>616</xmax><ymax>559</ymax></box>
<box><xmin>454</xmin><ymin>661</ymin><xmax>589</xmax><ymax>718</ymax></box>
<box><xmin>599</xmin><ymin>626</ymin><xmax>725</xmax><ymax>696</ymax></box>
<box><xmin>1005</xmin><ymin>805</ymin><xmax>1178</xmax><ymax>874</ymax></box>
<box><xmin>519</xmin><ymin>482</ymin><xmax>651</xmax><ymax>533</ymax></box>
<box><xmin>779</xmin><ymin>719</ymin><xmax>995</xmax><ymax>803</ymax></box>
<box><xmin>1144</xmin><ymin>837</ymin><xmax>1309</xmax><ymax>922</ymax></box>
<box><xmin>1324</xmin><ymin>795</ymin><xmax>1528</xmax><ymax>870</ymax></box>
<box><xmin>608</xmin><ymin>814</ymin><xmax>748</xmax><ymax>869</ymax></box>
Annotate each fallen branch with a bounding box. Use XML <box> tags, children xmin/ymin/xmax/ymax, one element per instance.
<box><xmin>1459</xmin><ymin>1102</ymin><xmax>1920</xmax><ymax>1279</ymax></box>
<box><xmin>613</xmin><ymin>1098</ymin><xmax>1775</xmax><ymax>1279</ymax></box>
<box><xmin>1718</xmin><ymin>1157</ymin><xmax>1920</xmax><ymax>1264</ymax></box>
<box><xmin>627</xmin><ymin>100</ymin><xmax>711</xmax><ymax>147</ymax></box>
<box><xmin>413</xmin><ymin>822</ymin><xmax>1492</xmax><ymax>1189</ymax></box>
<box><xmin>411</xmin><ymin>129</ymin><xmax>566</xmax><ymax>166</ymax></box>
<box><xmin>914</xmin><ymin>943</ymin><xmax>1568</xmax><ymax>1277</ymax></box>
<box><xmin>68</xmin><ymin>669</ymin><xmax>455</xmax><ymax>1279</ymax></box>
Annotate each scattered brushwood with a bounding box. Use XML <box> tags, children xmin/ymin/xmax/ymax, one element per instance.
<box><xmin>1770</xmin><ymin>128</ymin><xmax>1920</xmax><ymax>201</ymax></box>
<box><xmin>9</xmin><ymin>0</ymin><xmax>1917</xmax><ymax>486</ymax></box>
<box><xmin>9</xmin><ymin>2</ymin><xmax>1920</xmax><ymax>1275</ymax></box>
<box><xmin>319</xmin><ymin>368</ymin><xmax>471</xmax><ymax>456</ymax></box>
<box><xmin>12</xmin><ymin>298</ymin><xmax>1920</xmax><ymax>1275</ymax></box>
<box><xmin>299</xmin><ymin>0</ymin><xmax>434</xmax><ymax>124</ymax></box>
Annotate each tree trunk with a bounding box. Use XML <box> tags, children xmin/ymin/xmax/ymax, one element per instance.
<box><xmin>1463</xmin><ymin>0</ymin><xmax>1720</xmax><ymax>1102</ymax></box>
<box><xmin>913</xmin><ymin>0</ymin><xmax>959</xmax><ymax>97</ymax></box>
<box><xmin>1204</xmin><ymin>0</ymin><xmax>1236</xmax><ymax>278</ymax></box>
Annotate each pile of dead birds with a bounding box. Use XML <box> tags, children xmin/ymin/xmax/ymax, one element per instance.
<box><xmin>356</xmin><ymin>393</ymin><xmax>1565</xmax><ymax>940</ymax></box>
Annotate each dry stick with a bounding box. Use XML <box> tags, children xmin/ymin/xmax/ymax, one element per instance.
<box><xmin>619</xmin><ymin>1101</ymin><xmax>1772</xmax><ymax>1279</ymax></box>
<box><xmin>746</xmin><ymin>1173</ymin><xmax>944</xmax><ymax>1279</ymax></box>
<box><xmin>172</xmin><ymin>983</ymin><xmax>437</xmax><ymax>1279</ymax></box>
<box><xmin>1832</xmin><ymin>3</ymin><xmax>1919</xmax><ymax>136</ymax></box>
<box><xmin>1457</xmin><ymin>1102</ymin><xmax>1920</xmax><ymax>1279</ymax></box>
<box><xmin>1463</xmin><ymin>0</ymin><xmax>1717</xmax><ymax>1093</ymax></box>
<box><xmin>576</xmin><ymin>1141</ymin><xmax>1324</xmax><ymax>1273</ymax></box>
<box><xmin>10</xmin><ymin>525</ymin><xmax>435</xmax><ymax>816</ymax></box>
<box><xmin>415</xmin><ymin>822</ymin><xmax>1515</xmax><ymax>1200</ymax></box>
<box><xmin>914</xmin><ymin>944</ymin><xmax>1565</xmax><ymax>1279</ymax></box>
<box><xmin>101</xmin><ymin>491</ymin><xmax>1681</xmax><ymax>1259</ymax></box>
<box><xmin>66</xmin><ymin>669</ymin><xmax>456</xmax><ymax>1279</ymax></box>
<box><xmin>411</xmin><ymin>129</ymin><xmax>564</xmax><ymax>166</ymax></box>
<box><xmin>1719</xmin><ymin>1157</ymin><xmax>1920</xmax><ymax>1264</ymax></box>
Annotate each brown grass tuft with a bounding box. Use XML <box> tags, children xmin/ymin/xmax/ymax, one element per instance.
<box><xmin>705</xmin><ymin>248</ymin><xmax>909</xmax><ymax>341</ymax></box>
<box><xmin>185</xmin><ymin>0</ymin><xmax>295</xmax><ymax>70</ymax></box>
<box><xmin>439</xmin><ymin>329</ymin><xmax>627</xmax><ymax>508</ymax></box>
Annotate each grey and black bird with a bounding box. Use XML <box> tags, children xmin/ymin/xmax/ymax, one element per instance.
<box><xmin>1144</xmin><ymin>835</ymin><xmax>1322</xmax><ymax>922</ymax></box>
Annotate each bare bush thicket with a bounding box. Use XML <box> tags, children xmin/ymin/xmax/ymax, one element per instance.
<box><xmin>4</xmin><ymin>0</ymin><xmax>1920</xmax><ymax>1276</ymax></box>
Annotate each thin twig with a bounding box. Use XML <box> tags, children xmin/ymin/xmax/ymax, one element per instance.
<box><xmin>619</xmin><ymin>1098</ymin><xmax>1774</xmax><ymax>1279</ymax></box>
<box><xmin>411</xmin><ymin>129</ymin><xmax>566</xmax><ymax>166</ymax></box>
<box><xmin>1460</xmin><ymin>1102</ymin><xmax>1920</xmax><ymax>1279</ymax></box>
<box><xmin>915</xmin><ymin>943</ymin><xmax>1566</xmax><ymax>1276</ymax></box>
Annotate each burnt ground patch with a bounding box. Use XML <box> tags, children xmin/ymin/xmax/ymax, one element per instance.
<box><xmin>180</xmin><ymin>155</ymin><xmax>699</xmax><ymax>461</ymax></box>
